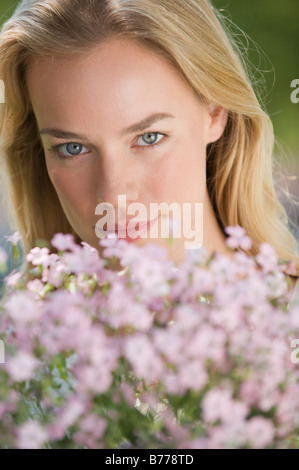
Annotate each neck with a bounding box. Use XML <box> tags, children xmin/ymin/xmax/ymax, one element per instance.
<box><xmin>202</xmin><ymin>189</ymin><xmax>228</xmax><ymax>256</ymax></box>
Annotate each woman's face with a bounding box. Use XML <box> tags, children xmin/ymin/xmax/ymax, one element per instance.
<box><xmin>26</xmin><ymin>39</ymin><xmax>227</xmax><ymax>261</ymax></box>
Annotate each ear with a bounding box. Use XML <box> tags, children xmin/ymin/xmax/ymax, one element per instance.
<box><xmin>206</xmin><ymin>104</ymin><xmax>228</xmax><ymax>144</ymax></box>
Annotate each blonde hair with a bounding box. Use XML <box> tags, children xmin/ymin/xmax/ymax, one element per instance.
<box><xmin>0</xmin><ymin>0</ymin><xmax>298</xmax><ymax>275</ymax></box>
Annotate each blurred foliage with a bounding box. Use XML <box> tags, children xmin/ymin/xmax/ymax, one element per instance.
<box><xmin>0</xmin><ymin>0</ymin><xmax>298</xmax><ymax>157</ymax></box>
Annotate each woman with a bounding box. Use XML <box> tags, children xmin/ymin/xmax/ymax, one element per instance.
<box><xmin>0</xmin><ymin>0</ymin><xmax>298</xmax><ymax>289</ymax></box>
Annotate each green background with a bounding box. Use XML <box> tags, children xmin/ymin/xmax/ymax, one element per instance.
<box><xmin>0</xmin><ymin>0</ymin><xmax>298</xmax><ymax>157</ymax></box>
<box><xmin>212</xmin><ymin>0</ymin><xmax>299</xmax><ymax>160</ymax></box>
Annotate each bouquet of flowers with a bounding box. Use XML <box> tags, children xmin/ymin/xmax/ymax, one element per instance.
<box><xmin>0</xmin><ymin>226</ymin><xmax>298</xmax><ymax>449</ymax></box>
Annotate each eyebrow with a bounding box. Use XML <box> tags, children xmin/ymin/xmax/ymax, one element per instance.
<box><xmin>39</xmin><ymin>112</ymin><xmax>176</xmax><ymax>140</ymax></box>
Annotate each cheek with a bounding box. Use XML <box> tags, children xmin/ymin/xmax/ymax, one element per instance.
<box><xmin>148</xmin><ymin>142</ymin><xmax>206</xmax><ymax>203</ymax></box>
<box><xmin>49</xmin><ymin>170</ymin><xmax>76</xmax><ymax>200</ymax></box>
<box><xmin>46</xmin><ymin>165</ymin><xmax>95</xmax><ymax>215</ymax></box>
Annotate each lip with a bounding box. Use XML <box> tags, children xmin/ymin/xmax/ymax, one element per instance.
<box><xmin>96</xmin><ymin>217</ymin><xmax>159</xmax><ymax>242</ymax></box>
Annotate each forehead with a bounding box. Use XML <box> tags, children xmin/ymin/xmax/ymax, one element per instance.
<box><xmin>26</xmin><ymin>39</ymin><xmax>200</xmax><ymax>132</ymax></box>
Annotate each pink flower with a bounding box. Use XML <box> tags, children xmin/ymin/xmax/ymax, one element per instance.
<box><xmin>26</xmin><ymin>279</ymin><xmax>45</xmax><ymax>295</ymax></box>
<box><xmin>232</xmin><ymin>251</ymin><xmax>257</xmax><ymax>276</ymax></box>
<box><xmin>7</xmin><ymin>352</ymin><xmax>40</xmax><ymax>382</ymax></box>
<box><xmin>131</xmin><ymin>258</ymin><xmax>170</xmax><ymax>300</ymax></box>
<box><xmin>202</xmin><ymin>387</ymin><xmax>248</xmax><ymax>425</ymax></box>
<box><xmin>55</xmin><ymin>398</ymin><xmax>86</xmax><ymax>430</ymax></box>
<box><xmin>179</xmin><ymin>437</ymin><xmax>208</xmax><ymax>449</ymax></box>
<box><xmin>142</xmin><ymin>242</ymin><xmax>172</xmax><ymax>262</ymax></box>
<box><xmin>103</xmin><ymin>280</ymin><xmax>153</xmax><ymax>331</ymax></box>
<box><xmin>208</xmin><ymin>422</ymin><xmax>247</xmax><ymax>449</ymax></box>
<box><xmin>26</xmin><ymin>247</ymin><xmax>51</xmax><ymax>267</ymax></box>
<box><xmin>239</xmin><ymin>379</ymin><xmax>260</xmax><ymax>406</ymax></box>
<box><xmin>73</xmin><ymin>414</ymin><xmax>107</xmax><ymax>448</ymax></box>
<box><xmin>209</xmin><ymin>254</ymin><xmax>239</xmax><ymax>283</ymax></box>
<box><xmin>224</xmin><ymin>225</ymin><xmax>252</xmax><ymax>251</ymax></box>
<box><xmin>276</xmin><ymin>384</ymin><xmax>299</xmax><ymax>435</ymax></box>
<box><xmin>4</xmin><ymin>231</ymin><xmax>22</xmax><ymax>245</ymax></box>
<box><xmin>246</xmin><ymin>417</ymin><xmax>275</xmax><ymax>448</ymax></box>
<box><xmin>186</xmin><ymin>325</ymin><xmax>227</xmax><ymax>365</ymax></box>
<box><xmin>210</xmin><ymin>304</ymin><xmax>242</xmax><ymax>331</ymax></box>
<box><xmin>119</xmin><ymin>244</ymin><xmax>144</xmax><ymax>267</ymax></box>
<box><xmin>4</xmin><ymin>291</ymin><xmax>41</xmax><ymax>323</ymax></box>
<box><xmin>62</xmin><ymin>245</ymin><xmax>103</xmax><ymax>274</ymax></box>
<box><xmin>153</xmin><ymin>328</ymin><xmax>185</xmax><ymax>364</ymax></box>
<box><xmin>41</xmin><ymin>303</ymin><xmax>93</xmax><ymax>354</ymax></box>
<box><xmin>76</xmin><ymin>364</ymin><xmax>113</xmax><ymax>395</ymax></box>
<box><xmin>191</xmin><ymin>268</ymin><xmax>215</xmax><ymax>295</ymax></box>
<box><xmin>42</xmin><ymin>263</ymin><xmax>67</xmax><ymax>288</ymax></box>
<box><xmin>256</xmin><ymin>242</ymin><xmax>279</xmax><ymax>272</ymax></box>
<box><xmin>174</xmin><ymin>304</ymin><xmax>207</xmax><ymax>332</ymax></box>
<box><xmin>4</xmin><ymin>270</ymin><xmax>22</xmax><ymax>288</ymax></box>
<box><xmin>84</xmin><ymin>330</ymin><xmax>119</xmax><ymax>371</ymax></box>
<box><xmin>170</xmin><ymin>265</ymin><xmax>190</xmax><ymax>301</ymax></box>
<box><xmin>0</xmin><ymin>390</ymin><xmax>18</xmax><ymax>419</ymax></box>
<box><xmin>123</xmin><ymin>335</ymin><xmax>164</xmax><ymax>383</ymax></box>
<box><xmin>235</xmin><ymin>275</ymin><xmax>268</xmax><ymax>307</ymax></box>
<box><xmin>177</xmin><ymin>360</ymin><xmax>208</xmax><ymax>393</ymax></box>
<box><xmin>99</xmin><ymin>234</ymin><xmax>129</xmax><ymax>260</ymax></box>
<box><xmin>0</xmin><ymin>229</ymin><xmax>297</xmax><ymax>449</ymax></box>
<box><xmin>265</xmin><ymin>271</ymin><xmax>288</xmax><ymax>298</ymax></box>
<box><xmin>17</xmin><ymin>421</ymin><xmax>48</xmax><ymax>449</ymax></box>
<box><xmin>51</xmin><ymin>233</ymin><xmax>76</xmax><ymax>251</ymax></box>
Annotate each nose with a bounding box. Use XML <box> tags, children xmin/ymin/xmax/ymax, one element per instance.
<box><xmin>95</xmin><ymin>150</ymin><xmax>139</xmax><ymax>206</ymax></box>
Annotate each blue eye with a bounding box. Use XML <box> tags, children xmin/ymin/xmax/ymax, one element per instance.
<box><xmin>49</xmin><ymin>142</ymin><xmax>90</xmax><ymax>159</ymax></box>
<box><xmin>64</xmin><ymin>143</ymin><xmax>85</xmax><ymax>156</ymax></box>
<box><xmin>136</xmin><ymin>132</ymin><xmax>165</xmax><ymax>147</ymax></box>
<box><xmin>48</xmin><ymin>131</ymin><xmax>168</xmax><ymax>160</ymax></box>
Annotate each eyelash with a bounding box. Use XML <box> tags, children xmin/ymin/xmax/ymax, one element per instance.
<box><xmin>47</xmin><ymin>131</ymin><xmax>169</xmax><ymax>160</ymax></box>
